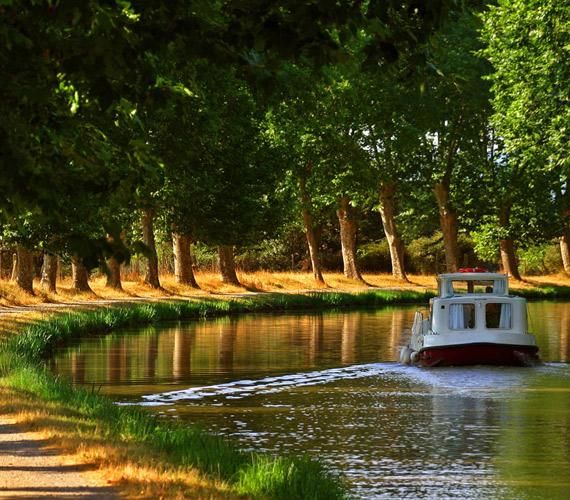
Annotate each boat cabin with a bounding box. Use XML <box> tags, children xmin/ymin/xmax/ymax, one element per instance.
<box><xmin>430</xmin><ymin>272</ymin><xmax>528</xmax><ymax>336</ymax></box>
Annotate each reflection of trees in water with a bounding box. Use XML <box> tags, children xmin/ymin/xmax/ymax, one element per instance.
<box><xmin>390</xmin><ymin>308</ymin><xmax>410</xmax><ymax>357</ymax></box>
<box><xmin>108</xmin><ymin>338</ymin><xmax>122</xmax><ymax>383</ymax></box>
<box><xmin>341</xmin><ymin>313</ymin><xmax>358</xmax><ymax>364</ymax></box>
<box><xmin>145</xmin><ymin>332</ymin><xmax>159</xmax><ymax>379</ymax></box>
<box><xmin>497</xmin><ymin>373</ymin><xmax>570</xmax><ymax>497</ymax></box>
<box><xmin>218</xmin><ymin>319</ymin><xmax>237</xmax><ymax>371</ymax></box>
<box><xmin>307</xmin><ymin>314</ymin><xmax>324</xmax><ymax>365</ymax></box>
<box><xmin>560</xmin><ymin>306</ymin><xmax>569</xmax><ymax>363</ymax></box>
<box><xmin>71</xmin><ymin>351</ymin><xmax>86</xmax><ymax>384</ymax></box>
<box><xmin>173</xmin><ymin>326</ymin><xmax>191</xmax><ymax>381</ymax></box>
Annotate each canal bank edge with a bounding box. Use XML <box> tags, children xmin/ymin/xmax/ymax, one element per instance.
<box><xmin>0</xmin><ymin>286</ymin><xmax>566</xmax><ymax>498</ymax></box>
<box><xmin>1</xmin><ymin>290</ymin><xmax>437</xmax><ymax>499</ymax></box>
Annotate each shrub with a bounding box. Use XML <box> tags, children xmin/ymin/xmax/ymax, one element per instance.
<box><xmin>357</xmin><ymin>241</ymin><xmax>391</xmax><ymax>272</ymax></box>
<box><xmin>518</xmin><ymin>242</ymin><xmax>563</xmax><ymax>275</ymax></box>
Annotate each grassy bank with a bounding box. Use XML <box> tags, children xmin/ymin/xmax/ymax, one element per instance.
<box><xmin>9</xmin><ymin>289</ymin><xmax>435</xmax><ymax>360</ymax></box>
<box><xmin>2</xmin><ymin>281</ymin><xmax>569</xmax><ymax>497</ymax></box>
<box><xmin>0</xmin><ymin>288</ymin><xmax>434</xmax><ymax>498</ymax></box>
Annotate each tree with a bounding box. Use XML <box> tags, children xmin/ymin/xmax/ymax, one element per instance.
<box><xmin>417</xmin><ymin>7</ymin><xmax>492</xmax><ymax>272</ymax></box>
<box><xmin>482</xmin><ymin>0</ymin><xmax>570</xmax><ymax>273</ymax></box>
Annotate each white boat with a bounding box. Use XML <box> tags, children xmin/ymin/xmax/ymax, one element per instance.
<box><xmin>400</xmin><ymin>269</ymin><xmax>540</xmax><ymax>367</ymax></box>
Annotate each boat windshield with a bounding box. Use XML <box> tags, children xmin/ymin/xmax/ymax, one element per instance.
<box><xmin>441</xmin><ymin>279</ymin><xmax>507</xmax><ymax>296</ymax></box>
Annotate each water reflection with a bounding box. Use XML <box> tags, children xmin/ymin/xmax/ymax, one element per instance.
<box><xmin>51</xmin><ymin>308</ymin><xmax>417</xmax><ymax>395</ymax></box>
<box><xmin>50</xmin><ymin>303</ymin><xmax>570</xmax><ymax>498</ymax></box>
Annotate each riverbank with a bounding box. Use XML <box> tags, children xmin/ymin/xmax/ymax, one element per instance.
<box><xmin>1</xmin><ymin>274</ymin><xmax>570</xmax><ymax>497</ymax></box>
<box><xmin>1</xmin><ymin>288</ymin><xmax>437</xmax><ymax>499</ymax></box>
<box><xmin>2</xmin><ymin>271</ymin><xmax>570</xmax><ymax>309</ymax></box>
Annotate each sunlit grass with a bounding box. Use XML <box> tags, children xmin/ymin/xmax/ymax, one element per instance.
<box><xmin>0</xmin><ymin>385</ymin><xmax>233</xmax><ymax>498</ymax></box>
<box><xmin>2</xmin><ymin>270</ymin><xmax>570</xmax><ymax>497</ymax></box>
<box><xmin>2</xmin><ymin>271</ymin><xmax>570</xmax><ymax>309</ymax></box>
<box><xmin>1</xmin><ymin>366</ymin><xmax>345</xmax><ymax>499</ymax></box>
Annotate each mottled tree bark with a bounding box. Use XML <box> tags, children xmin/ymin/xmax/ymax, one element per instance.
<box><xmin>218</xmin><ymin>245</ymin><xmax>240</xmax><ymax>285</ymax></box>
<box><xmin>172</xmin><ymin>232</ymin><xmax>199</xmax><ymax>287</ymax></box>
<box><xmin>337</xmin><ymin>196</ymin><xmax>364</xmax><ymax>281</ymax></box>
<box><xmin>105</xmin><ymin>256</ymin><xmax>122</xmax><ymax>290</ymax></box>
<box><xmin>498</xmin><ymin>204</ymin><xmax>521</xmax><ymax>280</ymax></box>
<box><xmin>558</xmin><ymin>179</ymin><xmax>570</xmax><ymax>275</ymax></box>
<box><xmin>40</xmin><ymin>252</ymin><xmax>58</xmax><ymax>293</ymax></box>
<box><xmin>299</xmin><ymin>171</ymin><xmax>325</xmax><ymax>285</ymax></box>
<box><xmin>560</xmin><ymin>233</ymin><xmax>570</xmax><ymax>274</ymax></box>
<box><xmin>434</xmin><ymin>181</ymin><xmax>459</xmax><ymax>272</ymax></box>
<box><xmin>71</xmin><ymin>255</ymin><xmax>92</xmax><ymax>292</ymax></box>
<box><xmin>15</xmin><ymin>245</ymin><xmax>34</xmax><ymax>294</ymax></box>
<box><xmin>142</xmin><ymin>208</ymin><xmax>161</xmax><ymax>288</ymax></box>
<box><xmin>379</xmin><ymin>182</ymin><xmax>408</xmax><ymax>281</ymax></box>
<box><xmin>104</xmin><ymin>232</ymin><xmax>123</xmax><ymax>290</ymax></box>
<box><xmin>10</xmin><ymin>252</ymin><xmax>17</xmax><ymax>281</ymax></box>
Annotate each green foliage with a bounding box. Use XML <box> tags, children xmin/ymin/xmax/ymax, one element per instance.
<box><xmin>517</xmin><ymin>243</ymin><xmax>563</xmax><ymax>275</ymax></box>
<box><xmin>357</xmin><ymin>241</ymin><xmax>392</xmax><ymax>272</ymax></box>
<box><xmin>482</xmin><ymin>0</ymin><xmax>570</xmax><ymax>172</ymax></box>
<box><xmin>471</xmin><ymin>220</ymin><xmax>503</xmax><ymax>263</ymax></box>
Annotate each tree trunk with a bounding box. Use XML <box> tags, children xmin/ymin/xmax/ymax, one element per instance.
<box><xmin>142</xmin><ymin>208</ymin><xmax>161</xmax><ymax>288</ymax></box>
<box><xmin>379</xmin><ymin>182</ymin><xmax>408</xmax><ymax>281</ymax></box>
<box><xmin>104</xmin><ymin>232</ymin><xmax>123</xmax><ymax>290</ymax></box>
<box><xmin>434</xmin><ymin>181</ymin><xmax>459</xmax><ymax>272</ymax></box>
<box><xmin>172</xmin><ymin>232</ymin><xmax>199</xmax><ymax>287</ymax></box>
<box><xmin>299</xmin><ymin>172</ymin><xmax>325</xmax><ymax>285</ymax></box>
<box><xmin>40</xmin><ymin>252</ymin><xmax>58</xmax><ymax>293</ymax></box>
<box><xmin>336</xmin><ymin>196</ymin><xmax>364</xmax><ymax>281</ymax></box>
<box><xmin>560</xmin><ymin>233</ymin><xmax>570</xmax><ymax>274</ymax></box>
<box><xmin>71</xmin><ymin>255</ymin><xmax>92</xmax><ymax>292</ymax></box>
<box><xmin>218</xmin><ymin>245</ymin><xmax>240</xmax><ymax>285</ymax></box>
<box><xmin>15</xmin><ymin>245</ymin><xmax>34</xmax><ymax>294</ymax></box>
<box><xmin>10</xmin><ymin>252</ymin><xmax>17</xmax><ymax>281</ymax></box>
<box><xmin>105</xmin><ymin>256</ymin><xmax>122</xmax><ymax>290</ymax></box>
<box><xmin>498</xmin><ymin>204</ymin><xmax>522</xmax><ymax>280</ymax></box>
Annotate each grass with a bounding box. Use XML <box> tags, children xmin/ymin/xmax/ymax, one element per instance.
<box><xmin>2</xmin><ymin>271</ymin><xmax>570</xmax><ymax>309</ymax></box>
<box><xmin>1</xmin><ymin>288</ymin><xmax>437</xmax><ymax>499</ymax></box>
<box><xmin>2</xmin><ymin>270</ymin><xmax>570</xmax><ymax>497</ymax></box>
<box><xmin>2</xmin><ymin>343</ymin><xmax>345</xmax><ymax>498</ymax></box>
<box><xmin>0</xmin><ymin>270</ymin><xmax>435</xmax><ymax>307</ymax></box>
<box><xmin>7</xmin><ymin>290</ymin><xmax>434</xmax><ymax>361</ymax></box>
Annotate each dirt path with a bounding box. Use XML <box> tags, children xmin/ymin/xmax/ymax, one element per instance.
<box><xmin>0</xmin><ymin>417</ymin><xmax>117</xmax><ymax>499</ymax></box>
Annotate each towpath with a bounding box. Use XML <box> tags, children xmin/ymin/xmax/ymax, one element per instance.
<box><xmin>0</xmin><ymin>416</ymin><xmax>116</xmax><ymax>498</ymax></box>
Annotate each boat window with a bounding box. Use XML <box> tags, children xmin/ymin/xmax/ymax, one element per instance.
<box><xmin>449</xmin><ymin>280</ymin><xmax>496</xmax><ymax>295</ymax></box>
<box><xmin>486</xmin><ymin>303</ymin><xmax>512</xmax><ymax>329</ymax></box>
<box><xmin>449</xmin><ymin>303</ymin><xmax>475</xmax><ymax>329</ymax></box>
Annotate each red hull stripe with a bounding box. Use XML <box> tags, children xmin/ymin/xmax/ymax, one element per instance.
<box><xmin>418</xmin><ymin>343</ymin><xmax>539</xmax><ymax>367</ymax></box>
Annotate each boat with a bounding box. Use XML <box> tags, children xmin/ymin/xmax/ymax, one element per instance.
<box><xmin>400</xmin><ymin>269</ymin><xmax>540</xmax><ymax>367</ymax></box>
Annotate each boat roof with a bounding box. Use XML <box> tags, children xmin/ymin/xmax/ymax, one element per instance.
<box><xmin>438</xmin><ymin>272</ymin><xmax>507</xmax><ymax>280</ymax></box>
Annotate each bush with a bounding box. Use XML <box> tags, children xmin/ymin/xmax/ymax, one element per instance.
<box><xmin>518</xmin><ymin>242</ymin><xmax>562</xmax><ymax>275</ymax></box>
<box><xmin>406</xmin><ymin>233</ymin><xmax>445</xmax><ymax>273</ymax></box>
<box><xmin>405</xmin><ymin>232</ymin><xmax>477</xmax><ymax>274</ymax></box>
<box><xmin>544</xmin><ymin>243</ymin><xmax>563</xmax><ymax>273</ymax></box>
<box><xmin>357</xmin><ymin>241</ymin><xmax>391</xmax><ymax>272</ymax></box>
<box><xmin>236</xmin><ymin>239</ymin><xmax>297</xmax><ymax>271</ymax></box>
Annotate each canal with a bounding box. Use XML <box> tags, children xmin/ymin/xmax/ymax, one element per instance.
<box><xmin>51</xmin><ymin>302</ymin><xmax>570</xmax><ymax>498</ymax></box>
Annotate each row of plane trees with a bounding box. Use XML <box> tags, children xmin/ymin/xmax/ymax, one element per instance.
<box><xmin>1</xmin><ymin>1</ymin><xmax>568</xmax><ymax>295</ymax></box>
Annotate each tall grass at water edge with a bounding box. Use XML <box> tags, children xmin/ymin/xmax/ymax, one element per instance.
<box><xmin>2</xmin><ymin>290</ymin><xmax>434</xmax><ymax>499</ymax></box>
<box><xmin>10</xmin><ymin>290</ymin><xmax>435</xmax><ymax>360</ymax></box>
<box><xmin>2</xmin><ymin>363</ymin><xmax>344</xmax><ymax>499</ymax></box>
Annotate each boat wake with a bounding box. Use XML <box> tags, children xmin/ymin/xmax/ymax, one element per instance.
<box><xmin>138</xmin><ymin>362</ymin><xmax>566</xmax><ymax>405</ymax></box>
<box><xmin>142</xmin><ymin>362</ymin><xmax>408</xmax><ymax>404</ymax></box>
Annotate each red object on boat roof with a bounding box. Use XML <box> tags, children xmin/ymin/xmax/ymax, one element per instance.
<box><xmin>458</xmin><ymin>267</ymin><xmax>488</xmax><ymax>273</ymax></box>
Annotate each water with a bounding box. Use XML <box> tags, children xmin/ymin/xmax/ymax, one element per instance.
<box><xmin>51</xmin><ymin>303</ymin><xmax>570</xmax><ymax>498</ymax></box>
